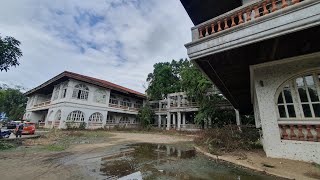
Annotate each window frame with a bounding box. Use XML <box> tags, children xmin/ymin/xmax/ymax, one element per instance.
<box><xmin>72</xmin><ymin>84</ymin><xmax>89</xmax><ymax>100</ymax></box>
<box><xmin>66</xmin><ymin>111</ymin><xmax>85</xmax><ymax>122</ymax></box>
<box><xmin>88</xmin><ymin>112</ymin><xmax>103</xmax><ymax>122</ymax></box>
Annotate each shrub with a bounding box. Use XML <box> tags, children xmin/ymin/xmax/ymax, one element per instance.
<box><xmin>194</xmin><ymin>125</ymin><xmax>261</xmax><ymax>154</ymax></box>
<box><xmin>0</xmin><ymin>141</ymin><xmax>18</xmax><ymax>150</ymax></box>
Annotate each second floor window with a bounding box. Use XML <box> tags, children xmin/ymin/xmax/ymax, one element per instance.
<box><xmin>61</xmin><ymin>83</ymin><xmax>68</xmax><ymax>98</ymax></box>
<box><xmin>72</xmin><ymin>84</ymin><xmax>89</xmax><ymax>100</ymax></box>
<box><xmin>53</xmin><ymin>85</ymin><xmax>60</xmax><ymax>100</ymax></box>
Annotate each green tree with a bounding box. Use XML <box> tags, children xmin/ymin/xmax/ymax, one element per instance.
<box><xmin>0</xmin><ymin>35</ymin><xmax>23</xmax><ymax>71</ymax></box>
<box><xmin>137</xmin><ymin>104</ymin><xmax>155</xmax><ymax>129</ymax></box>
<box><xmin>146</xmin><ymin>59</ymin><xmax>189</xmax><ymax>100</ymax></box>
<box><xmin>0</xmin><ymin>87</ymin><xmax>27</xmax><ymax>120</ymax></box>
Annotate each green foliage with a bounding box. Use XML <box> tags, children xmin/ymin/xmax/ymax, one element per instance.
<box><xmin>146</xmin><ymin>59</ymin><xmax>190</xmax><ymax>100</ymax></box>
<box><xmin>137</xmin><ymin>104</ymin><xmax>155</xmax><ymax>129</ymax></box>
<box><xmin>65</xmin><ymin>121</ymin><xmax>87</xmax><ymax>130</ymax></box>
<box><xmin>45</xmin><ymin>144</ymin><xmax>65</xmax><ymax>151</ymax></box>
<box><xmin>0</xmin><ymin>87</ymin><xmax>27</xmax><ymax>120</ymax></box>
<box><xmin>0</xmin><ymin>141</ymin><xmax>17</xmax><ymax>150</ymax></box>
<box><xmin>0</xmin><ymin>35</ymin><xmax>23</xmax><ymax>71</ymax></box>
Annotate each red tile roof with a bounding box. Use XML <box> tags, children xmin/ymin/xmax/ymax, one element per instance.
<box><xmin>25</xmin><ymin>71</ymin><xmax>146</xmax><ymax>98</ymax></box>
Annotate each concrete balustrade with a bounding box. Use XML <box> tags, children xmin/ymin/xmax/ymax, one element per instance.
<box><xmin>195</xmin><ymin>0</ymin><xmax>302</xmax><ymax>41</ymax></box>
<box><xmin>279</xmin><ymin>124</ymin><xmax>320</xmax><ymax>142</ymax></box>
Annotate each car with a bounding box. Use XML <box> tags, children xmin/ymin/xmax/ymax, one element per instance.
<box><xmin>7</xmin><ymin>121</ymin><xmax>17</xmax><ymax>129</ymax></box>
<box><xmin>22</xmin><ymin>122</ymin><xmax>36</xmax><ymax>135</ymax></box>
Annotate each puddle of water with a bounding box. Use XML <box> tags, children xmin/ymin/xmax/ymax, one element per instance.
<box><xmin>68</xmin><ymin>143</ymin><xmax>285</xmax><ymax>180</ymax></box>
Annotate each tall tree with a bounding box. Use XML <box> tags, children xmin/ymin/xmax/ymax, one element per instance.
<box><xmin>0</xmin><ymin>35</ymin><xmax>23</xmax><ymax>71</ymax></box>
<box><xmin>146</xmin><ymin>59</ymin><xmax>189</xmax><ymax>100</ymax></box>
<box><xmin>0</xmin><ymin>87</ymin><xmax>27</xmax><ymax>120</ymax></box>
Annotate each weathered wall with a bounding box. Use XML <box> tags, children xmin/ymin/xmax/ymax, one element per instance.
<box><xmin>252</xmin><ymin>53</ymin><xmax>320</xmax><ymax>164</ymax></box>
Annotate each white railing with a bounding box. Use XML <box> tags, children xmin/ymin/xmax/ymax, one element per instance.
<box><xmin>32</xmin><ymin>100</ymin><xmax>51</xmax><ymax>109</ymax></box>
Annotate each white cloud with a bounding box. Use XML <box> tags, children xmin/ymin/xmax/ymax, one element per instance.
<box><xmin>0</xmin><ymin>0</ymin><xmax>193</xmax><ymax>93</ymax></box>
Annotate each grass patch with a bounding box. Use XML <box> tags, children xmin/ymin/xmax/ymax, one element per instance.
<box><xmin>45</xmin><ymin>144</ymin><xmax>66</xmax><ymax>151</ymax></box>
<box><xmin>0</xmin><ymin>141</ymin><xmax>19</xmax><ymax>151</ymax></box>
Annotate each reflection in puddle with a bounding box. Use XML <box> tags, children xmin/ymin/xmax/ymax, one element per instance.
<box><xmin>94</xmin><ymin>143</ymin><xmax>283</xmax><ymax>180</ymax></box>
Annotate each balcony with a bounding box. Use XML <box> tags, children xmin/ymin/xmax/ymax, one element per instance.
<box><xmin>31</xmin><ymin>101</ymin><xmax>51</xmax><ymax>110</ymax></box>
<box><xmin>108</xmin><ymin>101</ymin><xmax>140</xmax><ymax>112</ymax></box>
<box><xmin>186</xmin><ymin>0</ymin><xmax>320</xmax><ymax>60</ymax></box>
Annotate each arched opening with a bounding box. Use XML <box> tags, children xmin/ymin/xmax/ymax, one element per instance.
<box><xmin>66</xmin><ymin>111</ymin><xmax>85</xmax><ymax>122</ymax></box>
<box><xmin>72</xmin><ymin>84</ymin><xmax>89</xmax><ymax>100</ymax></box>
<box><xmin>89</xmin><ymin>112</ymin><xmax>103</xmax><ymax>122</ymax></box>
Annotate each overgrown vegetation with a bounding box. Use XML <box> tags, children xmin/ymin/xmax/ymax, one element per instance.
<box><xmin>137</xmin><ymin>103</ymin><xmax>155</xmax><ymax>130</ymax></box>
<box><xmin>0</xmin><ymin>141</ymin><xmax>19</xmax><ymax>150</ymax></box>
<box><xmin>0</xmin><ymin>86</ymin><xmax>27</xmax><ymax>120</ymax></box>
<box><xmin>194</xmin><ymin>125</ymin><xmax>262</xmax><ymax>155</ymax></box>
<box><xmin>65</xmin><ymin>121</ymin><xmax>87</xmax><ymax>130</ymax></box>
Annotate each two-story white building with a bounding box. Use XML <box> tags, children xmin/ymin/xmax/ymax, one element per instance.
<box><xmin>24</xmin><ymin>71</ymin><xmax>146</xmax><ymax>129</ymax></box>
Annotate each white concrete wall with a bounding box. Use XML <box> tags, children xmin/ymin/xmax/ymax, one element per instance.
<box><xmin>251</xmin><ymin>53</ymin><xmax>320</xmax><ymax>164</ymax></box>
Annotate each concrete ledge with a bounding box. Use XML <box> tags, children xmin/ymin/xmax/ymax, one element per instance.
<box><xmin>194</xmin><ymin>146</ymin><xmax>294</xmax><ymax>180</ymax></box>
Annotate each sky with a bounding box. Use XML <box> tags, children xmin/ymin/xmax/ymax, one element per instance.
<box><xmin>0</xmin><ymin>0</ymin><xmax>193</xmax><ymax>93</ymax></box>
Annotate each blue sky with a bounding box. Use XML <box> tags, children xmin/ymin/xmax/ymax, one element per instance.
<box><xmin>0</xmin><ymin>0</ymin><xmax>193</xmax><ymax>93</ymax></box>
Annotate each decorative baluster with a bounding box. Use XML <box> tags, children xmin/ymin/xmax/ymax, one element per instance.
<box><xmin>316</xmin><ymin>125</ymin><xmax>320</xmax><ymax>142</ymax></box>
<box><xmin>281</xmin><ymin>0</ymin><xmax>288</xmax><ymax>8</ymax></box>
<box><xmin>231</xmin><ymin>16</ymin><xmax>236</xmax><ymax>27</ymax></box>
<box><xmin>238</xmin><ymin>12</ymin><xmax>244</xmax><ymax>24</ymax></box>
<box><xmin>271</xmin><ymin>0</ymin><xmax>278</xmax><ymax>12</ymax></box>
<box><xmin>289</xmin><ymin>125</ymin><xmax>297</xmax><ymax>140</ymax></box>
<box><xmin>199</xmin><ymin>28</ymin><xmax>203</xmax><ymax>38</ymax></box>
<box><xmin>298</xmin><ymin>125</ymin><xmax>305</xmax><ymax>141</ymax></box>
<box><xmin>245</xmin><ymin>9</ymin><xmax>252</xmax><ymax>22</ymax></box>
<box><xmin>254</xmin><ymin>6</ymin><xmax>260</xmax><ymax>19</ymax></box>
<box><xmin>306</xmin><ymin>125</ymin><xmax>314</xmax><ymax>141</ymax></box>
<box><xmin>224</xmin><ymin>18</ymin><xmax>229</xmax><ymax>30</ymax></box>
<box><xmin>211</xmin><ymin>23</ymin><xmax>215</xmax><ymax>34</ymax></box>
<box><xmin>263</xmin><ymin>1</ymin><xmax>269</xmax><ymax>15</ymax></box>
<box><xmin>205</xmin><ymin>26</ymin><xmax>209</xmax><ymax>36</ymax></box>
<box><xmin>292</xmin><ymin>0</ymin><xmax>300</xmax><ymax>4</ymax></box>
<box><xmin>217</xmin><ymin>21</ymin><xmax>222</xmax><ymax>32</ymax></box>
<box><xmin>281</xmin><ymin>125</ymin><xmax>288</xmax><ymax>140</ymax></box>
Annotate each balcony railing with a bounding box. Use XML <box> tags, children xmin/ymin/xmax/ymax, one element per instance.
<box><xmin>109</xmin><ymin>102</ymin><xmax>140</xmax><ymax>112</ymax></box>
<box><xmin>32</xmin><ymin>101</ymin><xmax>51</xmax><ymax>109</ymax></box>
<box><xmin>279</xmin><ymin>123</ymin><xmax>320</xmax><ymax>142</ymax></box>
<box><xmin>194</xmin><ymin>0</ymin><xmax>303</xmax><ymax>41</ymax></box>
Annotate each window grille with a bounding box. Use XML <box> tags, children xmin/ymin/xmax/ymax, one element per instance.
<box><xmin>89</xmin><ymin>112</ymin><xmax>103</xmax><ymax>122</ymax></box>
<box><xmin>66</xmin><ymin>111</ymin><xmax>85</xmax><ymax>122</ymax></box>
<box><xmin>72</xmin><ymin>84</ymin><xmax>89</xmax><ymax>100</ymax></box>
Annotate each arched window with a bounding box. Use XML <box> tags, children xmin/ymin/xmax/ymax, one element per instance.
<box><xmin>72</xmin><ymin>84</ymin><xmax>89</xmax><ymax>100</ymax></box>
<box><xmin>119</xmin><ymin>116</ymin><xmax>130</xmax><ymax>124</ymax></box>
<box><xmin>53</xmin><ymin>85</ymin><xmax>60</xmax><ymax>100</ymax></box>
<box><xmin>67</xmin><ymin>111</ymin><xmax>85</xmax><ymax>122</ymax></box>
<box><xmin>55</xmin><ymin>110</ymin><xmax>61</xmax><ymax>121</ymax></box>
<box><xmin>60</xmin><ymin>83</ymin><xmax>68</xmax><ymax>98</ymax></box>
<box><xmin>276</xmin><ymin>72</ymin><xmax>320</xmax><ymax>119</ymax></box>
<box><xmin>107</xmin><ymin>114</ymin><xmax>115</xmax><ymax>124</ymax></box>
<box><xmin>94</xmin><ymin>89</ymin><xmax>106</xmax><ymax>104</ymax></box>
<box><xmin>89</xmin><ymin>112</ymin><xmax>103</xmax><ymax>122</ymax></box>
<box><xmin>121</xmin><ymin>98</ymin><xmax>132</xmax><ymax>107</ymax></box>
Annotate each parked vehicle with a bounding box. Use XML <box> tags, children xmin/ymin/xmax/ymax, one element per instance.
<box><xmin>0</xmin><ymin>129</ymin><xmax>12</xmax><ymax>138</ymax></box>
<box><xmin>22</xmin><ymin>122</ymin><xmax>36</xmax><ymax>135</ymax></box>
<box><xmin>6</xmin><ymin>121</ymin><xmax>17</xmax><ymax>129</ymax></box>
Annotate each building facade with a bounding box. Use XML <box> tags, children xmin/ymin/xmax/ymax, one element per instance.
<box><xmin>181</xmin><ymin>0</ymin><xmax>320</xmax><ymax>163</ymax></box>
<box><xmin>24</xmin><ymin>71</ymin><xmax>145</xmax><ymax>129</ymax></box>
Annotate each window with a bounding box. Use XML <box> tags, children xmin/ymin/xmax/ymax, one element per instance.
<box><xmin>89</xmin><ymin>112</ymin><xmax>103</xmax><ymax>122</ymax></box>
<box><xmin>120</xmin><ymin>98</ymin><xmax>132</xmax><ymax>107</ymax></box>
<box><xmin>94</xmin><ymin>89</ymin><xmax>106</xmax><ymax>104</ymax></box>
<box><xmin>277</xmin><ymin>72</ymin><xmax>320</xmax><ymax>119</ymax></box>
<box><xmin>67</xmin><ymin>111</ymin><xmax>85</xmax><ymax>122</ymax></box>
<box><xmin>72</xmin><ymin>84</ymin><xmax>89</xmax><ymax>100</ymax></box>
<box><xmin>61</xmin><ymin>83</ymin><xmax>68</xmax><ymax>98</ymax></box>
<box><xmin>53</xmin><ymin>85</ymin><xmax>60</xmax><ymax>100</ymax></box>
<box><xmin>109</xmin><ymin>94</ymin><xmax>118</xmax><ymax>105</ymax></box>
<box><xmin>119</xmin><ymin>116</ymin><xmax>130</xmax><ymax>124</ymax></box>
<box><xmin>55</xmin><ymin>110</ymin><xmax>61</xmax><ymax>121</ymax></box>
<box><xmin>107</xmin><ymin>115</ymin><xmax>115</xmax><ymax>124</ymax></box>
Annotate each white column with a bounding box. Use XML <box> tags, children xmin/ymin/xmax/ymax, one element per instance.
<box><xmin>158</xmin><ymin>114</ymin><xmax>161</xmax><ymax>128</ymax></box>
<box><xmin>177</xmin><ymin>95</ymin><xmax>181</xmax><ymax>107</ymax></box>
<box><xmin>172</xmin><ymin>113</ymin><xmax>176</xmax><ymax>128</ymax></box>
<box><xmin>166</xmin><ymin>112</ymin><xmax>171</xmax><ymax>130</ymax></box>
<box><xmin>177</xmin><ymin>112</ymin><xmax>181</xmax><ymax>130</ymax></box>
<box><xmin>235</xmin><ymin>109</ymin><xmax>241</xmax><ymax>126</ymax></box>
<box><xmin>182</xmin><ymin>113</ymin><xmax>186</xmax><ymax>128</ymax></box>
<box><xmin>103</xmin><ymin>111</ymin><xmax>108</xmax><ymax>127</ymax></box>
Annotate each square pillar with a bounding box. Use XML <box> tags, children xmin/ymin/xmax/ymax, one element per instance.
<box><xmin>166</xmin><ymin>112</ymin><xmax>171</xmax><ymax>130</ymax></box>
<box><xmin>172</xmin><ymin>113</ymin><xmax>176</xmax><ymax>128</ymax></box>
<box><xmin>158</xmin><ymin>114</ymin><xmax>161</xmax><ymax>128</ymax></box>
<box><xmin>182</xmin><ymin>113</ymin><xmax>186</xmax><ymax>128</ymax></box>
<box><xmin>235</xmin><ymin>109</ymin><xmax>241</xmax><ymax>126</ymax></box>
<box><xmin>177</xmin><ymin>112</ymin><xmax>181</xmax><ymax>130</ymax></box>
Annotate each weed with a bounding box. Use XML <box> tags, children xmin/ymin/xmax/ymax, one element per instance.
<box><xmin>45</xmin><ymin>144</ymin><xmax>65</xmax><ymax>151</ymax></box>
<box><xmin>0</xmin><ymin>141</ymin><xmax>18</xmax><ymax>150</ymax></box>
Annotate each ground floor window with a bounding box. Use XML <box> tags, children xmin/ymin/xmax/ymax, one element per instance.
<box><xmin>119</xmin><ymin>117</ymin><xmax>130</xmax><ymax>124</ymax></box>
<box><xmin>67</xmin><ymin>111</ymin><xmax>85</xmax><ymax>122</ymax></box>
<box><xmin>89</xmin><ymin>112</ymin><xmax>103</xmax><ymax>122</ymax></box>
<box><xmin>106</xmin><ymin>115</ymin><xmax>115</xmax><ymax>124</ymax></box>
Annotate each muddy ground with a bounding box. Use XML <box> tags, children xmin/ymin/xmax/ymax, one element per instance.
<box><xmin>0</xmin><ymin>130</ymin><xmax>319</xmax><ymax>180</ymax></box>
<box><xmin>0</xmin><ymin>131</ymin><xmax>193</xmax><ymax>180</ymax></box>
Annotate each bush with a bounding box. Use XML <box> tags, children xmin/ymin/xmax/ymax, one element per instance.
<box><xmin>65</xmin><ymin>121</ymin><xmax>87</xmax><ymax>130</ymax></box>
<box><xmin>0</xmin><ymin>141</ymin><xmax>18</xmax><ymax>150</ymax></box>
<box><xmin>194</xmin><ymin>125</ymin><xmax>261</xmax><ymax>155</ymax></box>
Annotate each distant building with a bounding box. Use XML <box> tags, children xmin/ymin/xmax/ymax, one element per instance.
<box><xmin>181</xmin><ymin>0</ymin><xmax>320</xmax><ymax>163</ymax></box>
<box><xmin>24</xmin><ymin>71</ymin><xmax>146</xmax><ymax>129</ymax></box>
